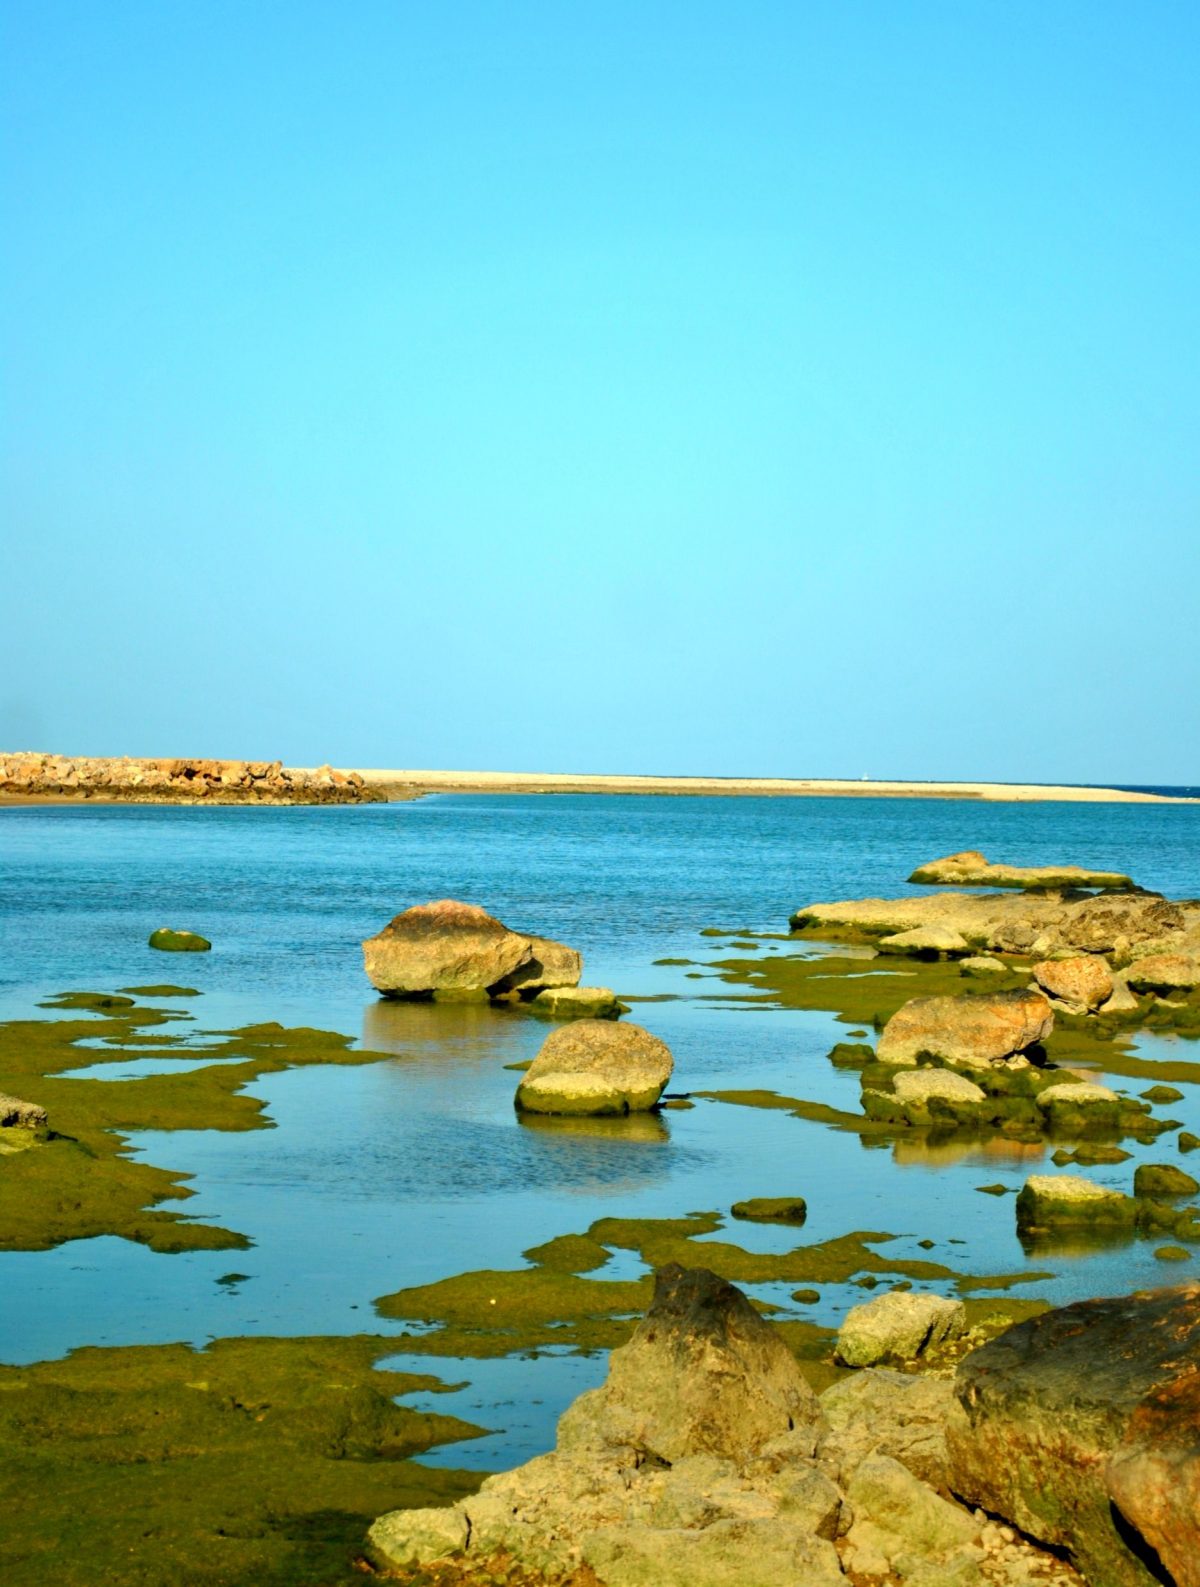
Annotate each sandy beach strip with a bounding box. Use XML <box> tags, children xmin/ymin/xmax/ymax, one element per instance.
<box><xmin>350</xmin><ymin>769</ymin><xmax>1194</xmax><ymax>804</ymax></box>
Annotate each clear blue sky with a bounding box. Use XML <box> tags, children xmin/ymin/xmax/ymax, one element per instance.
<box><xmin>3</xmin><ymin>1</ymin><xmax>1197</xmax><ymax>783</ymax></box>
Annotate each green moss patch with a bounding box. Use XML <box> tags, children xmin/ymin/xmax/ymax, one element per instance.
<box><xmin>0</xmin><ymin>1334</ymin><xmax>481</xmax><ymax>1587</ymax></box>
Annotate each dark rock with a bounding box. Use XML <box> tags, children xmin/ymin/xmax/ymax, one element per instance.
<box><xmin>1134</xmin><ymin>1162</ymin><xmax>1200</xmax><ymax>1199</ymax></box>
<box><xmin>948</xmin><ymin>1281</ymin><xmax>1200</xmax><ymax>1587</ymax></box>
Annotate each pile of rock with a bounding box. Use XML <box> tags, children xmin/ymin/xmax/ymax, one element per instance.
<box><xmin>0</xmin><ymin>752</ymin><xmax>381</xmax><ymax>804</ymax></box>
<box><xmin>362</xmin><ymin>900</ymin><xmax>622</xmax><ymax>1017</ymax></box>
<box><xmin>365</xmin><ymin>1266</ymin><xmax>1090</xmax><ymax>1587</ymax></box>
<box><xmin>860</xmin><ymin>990</ymin><xmax>1167</xmax><ymax>1140</ymax></box>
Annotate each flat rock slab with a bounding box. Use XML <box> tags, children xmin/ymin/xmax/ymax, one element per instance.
<box><xmin>908</xmin><ymin>850</ymin><xmax>1136</xmax><ymax>890</ymax></box>
<box><xmin>949</xmin><ymin>1281</ymin><xmax>1200</xmax><ymax>1587</ymax></box>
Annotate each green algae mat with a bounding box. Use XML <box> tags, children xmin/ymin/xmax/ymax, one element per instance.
<box><xmin>0</xmin><ymin>1334</ymin><xmax>481</xmax><ymax>1587</ymax></box>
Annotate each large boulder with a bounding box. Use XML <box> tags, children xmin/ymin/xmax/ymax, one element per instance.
<box><xmin>909</xmin><ymin>850</ymin><xmax>1135</xmax><ymax>890</ymax></box>
<box><xmin>515</xmin><ymin>1020</ymin><xmax>672</xmax><ymax>1116</ymax></box>
<box><xmin>876</xmin><ymin>989</ymin><xmax>1054</xmax><ymax>1070</ymax></box>
<box><xmin>362</xmin><ymin>900</ymin><xmax>581</xmax><ymax>1000</ymax></box>
<box><xmin>1032</xmin><ymin>954</ymin><xmax>1114</xmax><ymax>1013</ymax></box>
<box><xmin>559</xmin><ymin>1265</ymin><xmax>825</xmax><ymax>1465</ymax></box>
<box><xmin>835</xmin><ymin>1290</ymin><xmax>966</xmax><ymax>1368</ymax></box>
<box><xmin>948</xmin><ymin>1282</ymin><xmax>1200</xmax><ymax>1587</ymax></box>
<box><xmin>1125</xmin><ymin>953</ymin><xmax>1200</xmax><ymax>993</ymax></box>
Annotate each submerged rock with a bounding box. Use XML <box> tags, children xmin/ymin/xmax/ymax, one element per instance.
<box><xmin>835</xmin><ymin>1290</ymin><xmax>966</xmax><ymax>1368</ymax></box>
<box><xmin>876</xmin><ymin>989</ymin><xmax>1054</xmax><ymax>1070</ymax></box>
<box><xmin>1032</xmin><ymin>954</ymin><xmax>1114</xmax><ymax>1013</ymax></box>
<box><xmin>908</xmin><ymin>850</ymin><xmax>1135</xmax><ymax>890</ymax></box>
<box><xmin>362</xmin><ymin>899</ymin><xmax>581</xmax><ymax>1000</ymax></box>
<box><xmin>515</xmin><ymin>1020</ymin><xmax>673</xmax><ymax>1115</ymax></box>
<box><xmin>949</xmin><ymin>1281</ymin><xmax>1200</xmax><ymax>1587</ymax></box>
<box><xmin>529</xmin><ymin>985</ymin><xmax>623</xmax><ymax>1019</ymax></box>
<box><xmin>148</xmin><ymin>928</ymin><xmax>211</xmax><ymax>952</ymax></box>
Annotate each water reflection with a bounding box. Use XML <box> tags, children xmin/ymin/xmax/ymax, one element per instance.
<box><xmin>361</xmin><ymin>995</ymin><xmax>529</xmax><ymax>1061</ymax></box>
<box><xmin>517</xmin><ymin>1111</ymin><xmax>670</xmax><ymax>1145</ymax></box>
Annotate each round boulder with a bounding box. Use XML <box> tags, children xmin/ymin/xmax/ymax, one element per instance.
<box><xmin>515</xmin><ymin>1020</ymin><xmax>673</xmax><ymax>1116</ymax></box>
<box><xmin>1032</xmin><ymin>956</ymin><xmax>1114</xmax><ymax>1014</ymax></box>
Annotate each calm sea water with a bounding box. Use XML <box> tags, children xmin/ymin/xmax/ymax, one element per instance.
<box><xmin>1</xmin><ymin>794</ymin><xmax>1197</xmax><ymax>1466</ymax></box>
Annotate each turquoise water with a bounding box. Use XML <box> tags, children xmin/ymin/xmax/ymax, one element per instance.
<box><xmin>1</xmin><ymin>794</ymin><xmax>1198</xmax><ymax>1465</ymax></box>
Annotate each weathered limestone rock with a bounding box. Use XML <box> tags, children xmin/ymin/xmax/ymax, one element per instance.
<box><xmin>909</xmin><ymin>850</ymin><xmax>1135</xmax><ymax>890</ymax></box>
<box><xmin>362</xmin><ymin>900</ymin><xmax>581</xmax><ymax>1000</ymax></box>
<box><xmin>959</xmin><ymin>955</ymin><xmax>1010</xmax><ymax>976</ymax></box>
<box><xmin>729</xmin><ymin>1196</ymin><xmax>808</xmax><ymax>1225</ymax></box>
<box><xmin>876</xmin><ymin>990</ymin><xmax>1054</xmax><ymax>1070</ymax></box>
<box><xmin>949</xmin><ymin>1282</ymin><xmax>1200</xmax><ymax>1587</ymax></box>
<box><xmin>364</xmin><ymin>1504</ymin><xmax>468</xmax><ymax>1570</ymax></box>
<box><xmin>148</xmin><ymin>928</ymin><xmax>211</xmax><ymax>953</ymax></box>
<box><xmin>1015</xmin><ymin>1173</ymin><xmax>1136</xmax><ymax>1233</ymax></box>
<box><xmin>835</xmin><ymin>1290</ymin><xmax>966</xmax><ymax>1368</ymax></box>
<box><xmin>529</xmin><ymin>985</ymin><xmax>623</xmax><ymax>1020</ymax></box>
<box><xmin>1126</xmin><ymin>953</ymin><xmax>1200</xmax><ymax>992</ymax></box>
<box><xmin>892</xmin><ymin>1068</ymin><xmax>988</xmax><ymax>1108</ymax></box>
<box><xmin>515</xmin><ymin>1020</ymin><xmax>672</xmax><ymax>1116</ymax></box>
<box><xmin>1032</xmin><ymin>954</ymin><xmax>1114</xmax><ymax>1013</ymax></box>
<box><xmin>0</xmin><ymin>1093</ymin><xmax>48</xmax><ymax>1129</ymax></box>
<box><xmin>559</xmin><ymin>1264</ymin><xmax>824</xmax><ymax>1463</ymax></box>
<box><xmin>819</xmin><ymin>1368</ymin><xmax>958</xmax><ymax>1488</ymax></box>
<box><xmin>582</xmin><ymin>1516</ymin><xmax>845</xmax><ymax>1587</ymax></box>
<box><xmin>1098</xmin><ymin>973</ymin><xmax>1142</xmax><ymax>1014</ymax></box>
<box><xmin>1034</xmin><ymin>1081</ymin><xmax>1125</xmax><ymax>1132</ymax></box>
<box><xmin>877</xmin><ymin>926</ymin><xmax>970</xmax><ymax>958</ymax></box>
<box><xmin>846</xmin><ymin>1452</ymin><xmax>980</xmax><ymax>1555</ymax></box>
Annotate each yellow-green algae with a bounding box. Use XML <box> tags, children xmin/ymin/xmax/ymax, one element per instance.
<box><xmin>0</xmin><ymin>1334</ymin><xmax>482</xmax><ymax>1587</ymax></box>
<box><xmin>0</xmin><ymin>992</ymin><xmax>402</xmax><ymax>1252</ymax></box>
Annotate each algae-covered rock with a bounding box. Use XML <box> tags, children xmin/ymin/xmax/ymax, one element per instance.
<box><xmin>1134</xmin><ymin>1162</ymin><xmax>1200</xmax><ymax>1199</ymax></box>
<box><xmin>1015</xmin><ymin>1174</ymin><xmax>1136</xmax><ymax>1232</ymax></box>
<box><xmin>949</xmin><ymin>1281</ymin><xmax>1200</xmax><ymax>1587</ymax></box>
<box><xmin>1142</xmin><ymin>1084</ymin><xmax>1185</xmax><ymax>1104</ymax></box>
<box><xmin>959</xmin><ymin>955</ymin><xmax>1010</xmax><ymax>976</ymax></box>
<box><xmin>1034</xmin><ymin>1080</ymin><xmax>1134</xmax><ymax>1134</ymax></box>
<box><xmin>730</xmin><ymin>1197</ymin><xmax>807</xmax><ymax>1225</ymax></box>
<box><xmin>877</xmin><ymin>926</ymin><xmax>969</xmax><ymax>959</ymax></box>
<box><xmin>835</xmin><ymin>1290</ymin><xmax>965</xmax><ymax>1368</ymax></box>
<box><xmin>515</xmin><ymin>1020</ymin><xmax>672</xmax><ymax>1116</ymax></box>
<box><xmin>908</xmin><ymin>850</ymin><xmax>1135</xmax><ymax>891</ymax></box>
<box><xmin>876</xmin><ymin>989</ymin><xmax>1054</xmax><ymax>1070</ymax></box>
<box><xmin>1032</xmin><ymin>954</ymin><xmax>1114</xmax><ymax>1013</ymax></box>
<box><xmin>148</xmin><ymin>928</ymin><xmax>211</xmax><ymax>953</ymax></box>
<box><xmin>1181</xmin><ymin>1132</ymin><xmax>1200</xmax><ymax>1153</ymax></box>
<box><xmin>529</xmin><ymin>985</ymin><xmax>623</xmax><ymax>1019</ymax></box>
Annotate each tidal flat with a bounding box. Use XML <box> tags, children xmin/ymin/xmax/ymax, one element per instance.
<box><xmin>1</xmin><ymin>794</ymin><xmax>1198</xmax><ymax>1584</ymax></box>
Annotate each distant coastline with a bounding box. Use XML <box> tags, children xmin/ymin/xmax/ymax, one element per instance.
<box><xmin>2</xmin><ymin>754</ymin><xmax>1195</xmax><ymax>807</ymax></box>
<box><xmin>347</xmin><ymin>768</ymin><xmax>1197</xmax><ymax>804</ymax></box>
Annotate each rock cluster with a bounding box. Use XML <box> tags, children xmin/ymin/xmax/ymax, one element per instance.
<box><xmin>0</xmin><ymin>752</ymin><xmax>380</xmax><ymax>804</ymax></box>
<box><xmin>367</xmin><ymin>1267</ymin><xmax>1083</xmax><ymax>1587</ymax></box>
<box><xmin>908</xmin><ymin>850</ymin><xmax>1136</xmax><ymax>891</ymax></box>
<box><xmin>363</xmin><ymin>900</ymin><xmax>589</xmax><ymax>1004</ymax></box>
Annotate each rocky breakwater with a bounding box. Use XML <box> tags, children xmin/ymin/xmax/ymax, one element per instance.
<box><xmin>949</xmin><ymin>1281</ymin><xmax>1200</xmax><ymax>1587</ymax></box>
<box><xmin>0</xmin><ymin>752</ymin><xmax>381</xmax><ymax>804</ymax></box>
<box><xmin>362</xmin><ymin>899</ymin><xmax>621</xmax><ymax>1013</ymax></box>
<box><xmin>367</xmin><ymin>1266</ymin><xmax>1078</xmax><ymax>1587</ymax></box>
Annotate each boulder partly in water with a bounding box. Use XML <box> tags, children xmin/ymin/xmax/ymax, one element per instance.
<box><xmin>362</xmin><ymin>899</ymin><xmax>582</xmax><ymax>1001</ymax></box>
<box><xmin>515</xmin><ymin>1019</ymin><xmax>673</xmax><ymax>1116</ymax></box>
<box><xmin>148</xmin><ymin>928</ymin><xmax>211</xmax><ymax>953</ymax></box>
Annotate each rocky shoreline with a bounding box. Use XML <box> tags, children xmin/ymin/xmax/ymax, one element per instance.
<box><xmin>0</xmin><ymin>752</ymin><xmax>383</xmax><ymax>805</ymax></box>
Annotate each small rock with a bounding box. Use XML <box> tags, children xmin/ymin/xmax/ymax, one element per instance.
<box><xmin>1134</xmin><ymin>1162</ymin><xmax>1200</xmax><ymax>1199</ymax></box>
<box><xmin>148</xmin><ymin>928</ymin><xmax>211</xmax><ymax>952</ymax></box>
<box><xmin>878</xmin><ymin>926</ymin><xmax>971</xmax><ymax>959</ymax></box>
<box><xmin>836</xmin><ymin>1290</ymin><xmax>966</xmax><ymax>1368</ymax></box>
<box><xmin>959</xmin><ymin>956</ymin><xmax>1011</xmax><ymax>976</ymax></box>
<box><xmin>529</xmin><ymin>985</ymin><xmax>623</xmax><ymax>1019</ymax></box>
<box><xmin>730</xmin><ymin>1197</ymin><xmax>808</xmax><ymax>1225</ymax></box>
<box><xmin>1015</xmin><ymin>1174</ymin><xmax>1136</xmax><ymax>1231</ymax></box>
<box><xmin>1032</xmin><ymin>955</ymin><xmax>1114</xmax><ymax>1014</ymax></box>
<box><xmin>1153</xmin><ymin>1245</ymin><xmax>1192</xmax><ymax>1261</ymax></box>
